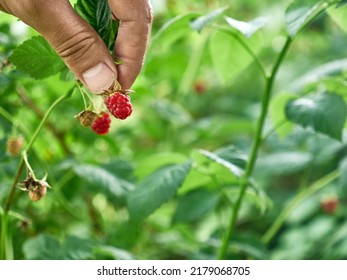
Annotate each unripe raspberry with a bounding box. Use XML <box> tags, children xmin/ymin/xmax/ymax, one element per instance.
<box><xmin>6</xmin><ymin>136</ymin><xmax>24</xmax><ymax>156</ymax></box>
<box><xmin>104</xmin><ymin>93</ymin><xmax>133</xmax><ymax>120</ymax></box>
<box><xmin>75</xmin><ymin>110</ymin><xmax>98</xmax><ymax>127</ymax></box>
<box><xmin>91</xmin><ymin>113</ymin><xmax>111</xmax><ymax>135</ymax></box>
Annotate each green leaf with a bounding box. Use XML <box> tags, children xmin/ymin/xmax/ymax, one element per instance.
<box><xmin>152</xmin><ymin>13</ymin><xmax>199</xmax><ymax>45</ymax></box>
<box><xmin>9</xmin><ymin>36</ymin><xmax>65</xmax><ymax>79</ymax></box>
<box><xmin>209</xmin><ymin>30</ymin><xmax>263</xmax><ymax>83</ymax></box>
<box><xmin>172</xmin><ymin>189</ymin><xmax>220</xmax><ymax>224</ymax></box>
<box><xmin>23</xmin><ymin>234</ymin><xmax>61</xmax><ymax>260</ymax></box>
<box><xmin>199</xmin><ymin>149</ymin><xmax>244</xmax><ymax>177</ymax></box>
<box><xmin>75</xmin><ymin>0</ymin><xmax>116</xmax><ymax>49</ymax></box>
<box><xmin>74</xmin><ymin>164</ymin><xmax>135</xmax><ymax>198</ymax></box>
<box><xmin>152</xmin><ymin>100</ymin><xmax>191</xmax><ymax>125</ymax></box>
<box><xmin>270</xmin><ymin>93</ymin><xmax>296</xmax><ymax>138</ymax></box>
<box><xmin>327</xmin><ymin>5</ymin><xmax>347</xmax><ymax>32</ymax></box>
<box><xmin>339</xmin><ymin>157</ymin><xmax>347</xmax><ymax>188</ymax></box>
<box><xmin>225</xmin><ymin>16</ymin><xmax>268</xmax><ymax>38</ymax></box>
<box><xmin>127</xmin><ymin>161</ymin><xmax>192</xmax><ymax>223</ymax></box>
<box><xmin>214</xmin><ymin>145</ymin><xmax>248</xmax><ymax>170</ymax></box>
<box><xmin>285</xmin><ymin>0</ymin><xmax>326</xmax><ymax>37</ymax></box>
<box><xmin>336</xmin><ymin>0</ymin><xmax>347</xmax><ymax>8</ymax></box>
<box><xmin>256</xmin><ymin>151</ymin><xmax>312</xmax><ymax>176</ymax></box>
<box><xmin>60</xmin><ymin>236</ymin><xmax>94</xmax><ymax>260</ymax></box>
<box><xmin>190</xmin><ymin>6</ymin><xmax>229</xmax><ymax>33</ymax></box>
<box><xmin>23</xmin><ymin>234</ymin><xmax>94</xmax><ymax>260</ymax></box>
<box><xmin>285</xmin><ymin>92</ymin><xmax>347</xmax><ymax>140</ymax></box>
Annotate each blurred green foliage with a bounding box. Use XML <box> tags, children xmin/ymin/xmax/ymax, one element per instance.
<box><xmin>1</xmin><ymin>0</ymin><xmax>347</xmax><ymax>260</ymax></box>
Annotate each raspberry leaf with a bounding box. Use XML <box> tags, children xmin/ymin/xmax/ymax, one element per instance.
<box><xmin>199</xmin><ymin>149</ymin><xmax>244</xmax><ymax>177</ymax></box>
<box><xmin>9</xmin><ymin>36</ymin><xmax>66</xmax><ymax>79</ymax></box>
<box><xmin>74</xmin><ymin>164</ymin><xmax>135</xmax><ymax>199</ymax></box>
<box><xmin>127</xmin><ymin>161</ymin><xmax>192</xmax><ymax>223</ymax></box>
<box><xmin>327</xmin><ymin>4</ymin><xmax>347</xmax><ymax>33</ymax></box>
<box><xmin>172</xmin><ymin>189</ymin><xmax>220</xmax><ymax>224</ymax></box>
<box><xmin>225</xmin><ymin>16</ymin><xmax>268</xmax><ymax>38</ymax></box>
<box><xmin>285</xmin><ymin>0</ymin><xmax>326</xmax><ymax>37</ymax></box>
<box><xmin>152</xmin><ymin>13</ymin><xmax>199</xmax><ymax>46</ymax></box>
<box><xmin>285</xmin><ymin>92</ymin><xmax>347</xmax><ymax>140</ymax></box>
<box><xmin>75</xmin><ymin>0</ymin><xmax>118</xmax><ymax>50</ymax></box>
<box><xmin>209</xmin><ymin>30</ymin><xmax>263</xmax><ymax>84</ymax></box>
<box><xmin>23</xmin><ymin>234</ymin><xmax>94</xmax><ymax>260</ymax></box>
<box><xmin>190</xmin><ymin>6</ymin><xmax>229</xmax><ymax>33</ymax></box>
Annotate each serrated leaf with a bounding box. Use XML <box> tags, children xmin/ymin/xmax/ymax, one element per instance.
<box><xmin>214</xmin><ymin>145</ymin><xmax>248</xmax><ymax>170</ymax></box>
<box><xmin>127</xmin><ymin>161</ymin><xmax>192</xmax><ymax>223</ymax></box>
<box><xmin>75</xmin><ymin>0</ymin><xmax>116</xmax><ymax>49</ymax></box>
<box><xmin>61</xmin><ymin>236</ymin><xmax>93</xmax><ymax>260</ymax></box>
<box><xmin>256</xmin><ymin>151</ymin><xmax>312</xmax><ymax>176</ymax></box>
<box><xmin>23</xmin><ymin>234</ymin><xmax>61</xmax><ymax>260</ymax></box>
<box><xmin>199</xmin><ymin>149</ymin><xmax>244</xmax><ymax>177</ymax></box>
<box><xmin>285</xmin><ymin>92</ymin><xmax>347</xmax><ymax>140</ymax></box>
<box><xmin>285</xmin><ymin>0</ymin><xmax>325</xmax><ymax>37</ymax></box>
<box><xmin>190</xmin><ymin>6</ymin><xmax>229</xmax><ymax>33</ymax></box>
<box><xmin>23</xmin><ymin>234</ymin><xmax>94</xmax><ymax>260</ymax></box>
<box><xmin>225</xmin><ymin>16</ymin><xmax>268</xmax><ymax>38</ymax></box>
<box><xmin>74</xmin><ymin>164</ymin><xmax>134</xmax><ymax>198</ymax></box>
<box><xmin>172</xmin><ymin>189</ymin><xmax>220</xmax><ymax>224</ymax></box>
<box><xmin>152</xmin><ymin>13</ymin><xmax>199</xmax><ymax>45</ymax></box>
<box><xmin>209</xmin><ymin>30</ymin><xmax>263</xmax><ymax>83</ymax></box>
<box><xmin>9</xmin><ymin>36</ymin><xmax>65</xmax><ymax>79</ymax></box>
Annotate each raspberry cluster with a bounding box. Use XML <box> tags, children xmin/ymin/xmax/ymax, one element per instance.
<box><xmin>76</xmin><ymin>82</ymin><xmax>133</xmax><ymax>135</ymax></box>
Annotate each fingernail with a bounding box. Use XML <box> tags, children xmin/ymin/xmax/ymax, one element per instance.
<box><xmin>82</xmin><ymin>62</ymin><xmax>115</xmax><ymax>93</ymax></box>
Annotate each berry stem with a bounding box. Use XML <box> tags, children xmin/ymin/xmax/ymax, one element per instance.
<box><xmin>0</xmin><ymin>86</ymin><xmax>74</xmax><ymax>260</ymax></box>
<box><xmin>262</xmin><ymin>169</ymin><xmax>340</xmax><ymax>244</ymax></box>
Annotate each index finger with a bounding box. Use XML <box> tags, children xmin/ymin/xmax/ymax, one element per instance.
<box><xmin>109</xmin><ymin>0</ymin><xmax>152</xmax><ymax>89</ymax></box>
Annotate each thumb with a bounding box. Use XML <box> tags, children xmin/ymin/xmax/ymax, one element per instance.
<box><xmin>4</xmin><ymin>0</ymin><xmax>117</xmax><ymax>93</ymax></box>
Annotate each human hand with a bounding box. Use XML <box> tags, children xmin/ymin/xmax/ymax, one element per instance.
<box><xmin>0</xmin><ymin>0</ymin><xmax>152</xmax><ymax>93</ymax></box>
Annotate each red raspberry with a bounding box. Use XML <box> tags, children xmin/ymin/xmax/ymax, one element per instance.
<box><xmin>91</xmin><ymin>113</ymin><xmax>111</xmax><ymax>135</ymax></box>
<box><xmin>105</xmin><ymin>93</ymin><xmax>132</xmax><ymax>120</ymax></box>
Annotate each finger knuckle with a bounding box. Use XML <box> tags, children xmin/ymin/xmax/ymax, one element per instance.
<box><xmin>56</xmin><ymin>30</ymin><xmax>98</xmax><ymax>63</ymax></box>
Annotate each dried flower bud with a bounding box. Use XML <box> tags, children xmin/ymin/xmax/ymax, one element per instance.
<box><xmin>6</xmin><ymin>136</ymin><xmax>24</xmax><ymax>156</ymax></box>
<box><xmin>75</xmin><ymin>110</ymin><xmax>98</xmax><ymax>127</ymax></box>
<box><xmin>20</xmin><ymin>174</ymin><xmax>50</xmax><ymax>202</ymax></box>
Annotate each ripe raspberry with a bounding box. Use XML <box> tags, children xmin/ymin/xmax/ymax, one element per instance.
<box><xmin>91</xmin><ymin>113</ymin><xmax>111</xmax><ymax>135</ymax></box>
<box><xmin>105</xmin><ymin>93</ymin><xmax>132</xmax><ymax>120</ymax></box>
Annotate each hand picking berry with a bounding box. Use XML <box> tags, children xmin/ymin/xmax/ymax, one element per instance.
<box><xmin>91</xmin><ymin>113</ymin><xmax>111</xmax><ymax>135</ymax></box>
<box><xmin>104</xmin><ymin>92</ymin><xmax>133</xmax><ymax>120</ymax></box>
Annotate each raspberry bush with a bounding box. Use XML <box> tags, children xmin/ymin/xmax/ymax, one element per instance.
<box><xmin>1</xmin><ymin>0</ymin><xmax>347</xmax><ymax>261</ymax></box>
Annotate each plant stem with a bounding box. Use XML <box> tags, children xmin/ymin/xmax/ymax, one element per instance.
<box><xmin>217</xmin><ymin>37</ymin><xmax>292</xmax><ymax>260</ymax></box>
<box><xmin>0</xmin><ymin>86</ymin><xmax>74</xmax><ymax>260</ymax></box>
<box><xmin>262</xmin><ymin>169</ymin><xmax>339</xmax><ymax>244</ymax></box>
